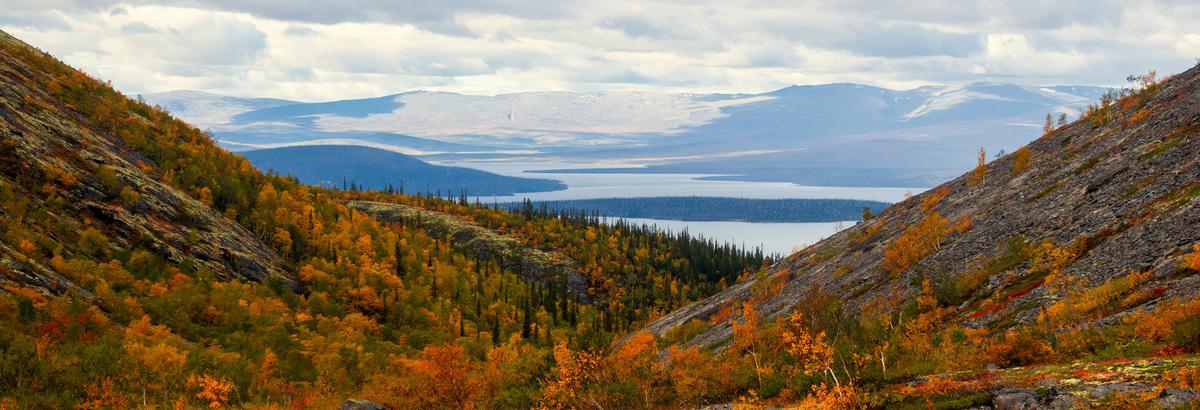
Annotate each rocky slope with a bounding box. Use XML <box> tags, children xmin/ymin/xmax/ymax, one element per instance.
<box><xmin>0</xmin><ymin>31</ymin><xmax>294</xmax><ymax>297</ymax></box>
<box><xmin>646</xmin><ymin>64</ymin><xmax>1200</xmax><ymax>350</ymax></box>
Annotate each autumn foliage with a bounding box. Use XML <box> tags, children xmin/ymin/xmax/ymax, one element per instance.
<box><xmin>1188</xmin><ymin>243</ymin><xmax>1200</xmax><ymax>271</ymax></box>
<box><xmin>0</xmin><ymin>35</ymin><xmax>775</xmax><ymax>408</ymax></box>
<box><xmin>1010</xmin><ymin>147</ymin><xmax>1032</xmax><ymax>174</ymax></box>
<box><xmin>882</xmin><ymin>212</ymin><xmax>949</xmax><ymax>275</ymax></box>
<box><xmin>3</xmin><ymin>29</ymin><xmax>1200</xmax><ymax>410</ymax></box>
<box><xmin>969</xmin><ymin>147</ymin><xmax>986</xmax><ymax>186</ymax></box>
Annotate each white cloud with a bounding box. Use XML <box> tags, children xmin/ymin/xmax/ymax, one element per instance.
<box><xmin>983</xmin><ymin>33</ymin><xmax>1091</xmax><ymax>76</ymax></box>
<box><xmin>1</xmin><ymin>0</ymin><xmax>1197</xmax><ymax>100</ymax></box>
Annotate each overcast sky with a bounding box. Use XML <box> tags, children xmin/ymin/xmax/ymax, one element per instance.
<box><xmin>2</xmin><ymin>1</ymin><xmax>1199</xmax><ymax>100</ymax></box>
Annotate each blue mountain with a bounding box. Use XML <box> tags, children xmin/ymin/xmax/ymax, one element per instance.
<box><xmin>240</xmin><ymin>145</ymin><xmax>565</xmax><ymax>196</ymax></box>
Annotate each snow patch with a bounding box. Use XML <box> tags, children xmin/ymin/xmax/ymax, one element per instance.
<box><xmin>902</xmin><ymin>87</ymin><xmax>1012</xmax><ymax>120</ymax></box>
<box><xmin>311</xmin><ymin>93</ymin><xmax>775</xmax><ymax>139</ymax></box>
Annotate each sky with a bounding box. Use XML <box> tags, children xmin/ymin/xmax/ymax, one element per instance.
<box><xmin>2</xmin><ymin>0</ymin><xmax>1199</xmax><ymax>101</ymax></box>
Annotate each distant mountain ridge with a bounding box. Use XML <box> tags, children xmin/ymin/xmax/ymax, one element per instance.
<box><xmin>144</xmin><ymin>82</ymin><xmax>1110</xmax><ymax>187</ymax></box>
<box><xmin>240</xmin><ymin>145</ymin><xmax>565</xmax><ymax>196</ymax></box>
<box><xmin>145</xmin><ymin>83</ymin><xmax>1107</xmax><ymax>141</ymax></box>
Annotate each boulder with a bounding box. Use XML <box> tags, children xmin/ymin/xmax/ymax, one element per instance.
<box><xmin>340</xmin><ymin>399</ymin><xmax>387</xmax><ymax>410</ymax></box>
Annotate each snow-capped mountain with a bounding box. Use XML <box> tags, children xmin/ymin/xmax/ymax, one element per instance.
<box><xmin>143</xmin><ymin>82</ymin><xmax>1109</xmax><ymax>186</ymax></box>
<box><xmin>141</xmin><ymin>90</ymin><xmax>296</xmax><ymax>128</ymax></box>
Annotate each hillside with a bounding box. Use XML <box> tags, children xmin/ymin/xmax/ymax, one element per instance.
<box><xmin>240</xmin><ymin>144</ymin><xmax>566</xmax><ymax>196</ymax></box>
<box><xmin>0</xmin><ymin>48</ymin><xmax>292</xmax><ymax>294</ymax></box>
<box><xmin>641</xmin><ymin>65</ymin><xmax>1200</xmax><ymax>406</ymax></box>
<box><xmin>0</xmin><ymin>30</ymin><xmax>769</xmax><ymax>408</ymax></box>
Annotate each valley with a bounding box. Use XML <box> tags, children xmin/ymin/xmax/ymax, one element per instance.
<box><xmin>2</xmin><ymin>1</ymin><xmax>1200</xmax><ymax>407</ymax></box>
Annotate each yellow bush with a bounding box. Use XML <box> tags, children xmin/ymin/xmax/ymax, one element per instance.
<box><xmin>1132</xmin><ymin>297</ymin><xmax>1200</xmax><ymax>343</ymax></box>
<box><xmin>1040</xmin><ymin>270</ymin><xmax>1152</xmax><ymax>327</ymax></box>
<box><xmin>1010</xmin><ymin>147</ymin><xmax>1032</xmax><ymax>174</ymax></box>
<box><xmin>1188</xmin><ymin>243</ymin><xmax>1200</xmax><ymax>271</ymax></box>
<box><xmin>882</xmin><ymin>213</ymin><xmax>949</xmax><ymax>275</ymax></box>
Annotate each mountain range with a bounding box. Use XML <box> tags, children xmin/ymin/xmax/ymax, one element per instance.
<box><xmin>241</xmin><ymin>144</ymin><xmax>565</xmax><ymax>196</ymax></box>
<box><xmin>144</xmin><ymin>82</ymin><xmax>1111</xmax><ymax>187</ymax></box>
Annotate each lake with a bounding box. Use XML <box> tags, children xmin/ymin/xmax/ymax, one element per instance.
<box><xmin>444</xmin><ymin>161</ymin><xmax>919</xmax><ymax>203</ymax></box>
<box><xmin>440</xmin><ymin>160</ymin><xmax>924</xmax><ymax>255</ymax></box>
<box><xmin>604</xmin><ymin>217</ymin><xmax>856</xmax><ymax>256</ymax></box>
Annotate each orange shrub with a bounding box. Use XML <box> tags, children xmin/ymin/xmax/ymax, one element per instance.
<box><xmin>1132</xmin><ymin>297</ymin><xmax>1200</xmax><ymax>343</ymax></box>
<box><xmin>794</xmin><ymin>382</ymin><xmax>862</xmax><ymax>410</ymax></box>
<box><xmin>950</xmin><ymin>216</ymin><xmax>973</xmax><ymax>235</ymax></box>
<box><xmin>1127</xmin><ymin>107</ymin><xmax>1151</xmax><ymax>125</ymax></box>
<box><xmin>666</xmin><ymin>345</ymin><xmax>723</xmax><ymax>404</ymax></box>
<box><xmin>1161</xmin><ymin>367</ymin><xmax>1200</xmax><ymax>390</ymax></box>
<box><xmin>1039</xmin><ymin>270</ymin><xmax>1152</xmax><ymax>327</ymax></box>
<box><xmin>1028</xmin><ymin>240</ymin><xmax>1085</xmax><ymax>294</ymax></box>
<box><xmin>189</xmin><ymin>374</ymin><xmax>234</xmax><ymax>409</ymax></box>
<box><xmin>882</xmin><ymin>213</ymin><xmax>949</xmax><ymax>275</ymax></box>
<box><xmin>920</xmin><ymin>187</ymin><xmax>950</xmax><ymax>213</ymax></box>
<box><xmin>1010</xmin><ymin>147</ymin><xmax>1032</xmax><ymax>175</ymax></box>
<box><xmin>538</xmin><ymin>342</ymin><xmax>604</xmax><ymax>410</ymax></box>
<box><xmin>1188</xmin><ymin>243</ymin><xmax>1200</xmax><ymax>271</ymax></box>
<box><xmin>781</xmin><ymin>310</ymin><xmax>833</xmax><ymax>378</ymax></box>
<box><xmin>969</xmin><ymin>148</ymin><xmax>986</xmax><ymax>186</ymax></box>
<box><xmin>986</xmin><ymin>330</ymin><xmax>1053</xmax><ymax>367</ymax></box>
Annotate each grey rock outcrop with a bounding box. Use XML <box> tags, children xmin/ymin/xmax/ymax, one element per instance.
<box><xmin>339</xmin><ymin>399</ymin><xmax>388</xmax><ymax>410</ymax></box>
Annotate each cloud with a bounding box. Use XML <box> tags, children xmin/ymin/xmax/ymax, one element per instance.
<box><xmin>119</xmin><ymin>21</ymin><xmax>157</xmax><ymax>34</ymax></box>
<box><xmin>982</xmin><ymin>33</ymin><xmax>1090</xmax><ymax>77</ymax></box>
<box><xmin>282</xmin><ymin>25</ymin><xmax>316</xmax><ymax>36</ymax></box>
<box><xmin>128</xmin><ymin>0</ymin><xmax>576</xmax><ymax>36</ymax></box>
<box><xmin>109</xmin><ymin>12</ymin><xmax>267</xmax><ymax>67</ymax></box>
<box><xmin>598</xmin><ymin>15</ymin><xmax>664</xmax><ymax>39</ymax></box>
<box><xmin>835</xmin><ymin>24</ymin><xmax>983</xmax><ymax>58</ymax></box>
<box><xmin>0</xmin><ymin>0</ymin><xmax>1196</xmax><ymax>100</ymax></box>
<box><xmin>0</xmin><ymin>10</ymin><xmax>72</xmax><ymax>30</ymax></box>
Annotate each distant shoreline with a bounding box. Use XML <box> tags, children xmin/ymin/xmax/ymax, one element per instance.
<box><xmin>496</xmin><ymin>196</ymin><xmax>889</xmax><ymax>223</ymax></box>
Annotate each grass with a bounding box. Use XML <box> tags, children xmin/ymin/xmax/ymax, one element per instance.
<box><xmin>889</xmin><ymin>392</ymin><xmax>993</xmax><ymax>410</ymax></box>
<box><xmin>1121</xmin><ymin>174</ymin><xmax>1159</xmax><ymax>198</ymax></box>
<box><xmin>1152</xmin><ymin>181</ymin><xmax>1200</xmax><ymax>214</ymax></box>
<box><xmin>1028</xmin><ymin>179</ymin><xmax>1065</xmax><ymax>203</ymax></box>
<box><xmin>1140</xmin><ymin>120</ymin><xmax>1199</xmax><ymax>161</ymax></box>
<box><xmin>1074</xmin><ymin>154</ymin><xmax>1103</xmax><ymax>175</ymax></box>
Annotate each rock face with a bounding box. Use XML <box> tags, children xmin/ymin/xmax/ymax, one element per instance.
<box><xmin>339</xmin><ymin>399</ymin><xmax>388</xmax><ymax>410</ymax></box>
<box><xmin>644</xmin><ymin>63</ymin><xmax>1200</xmax><ymax>349</ymax></box>
<box><xmin>0</xmin><ymin>31</ymin><xmax>294</xmax><ymax>296</ymax></box>
<box><xmin>1157</xmin><ymin>387</ymin><xmax>1200</xmax><ymax>408</ymax></box>
<box><xmin>347</xmin><ymin>200</ymin><xmax>590</xmax><ymax>301</ymax></box>
<box><xmin>991</xmin><ymin>388</ymin><xmax>1043</xmax><ymax>410</ymax></box>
